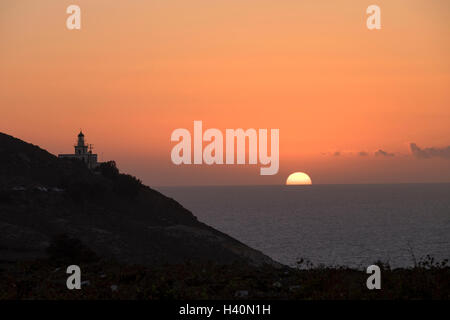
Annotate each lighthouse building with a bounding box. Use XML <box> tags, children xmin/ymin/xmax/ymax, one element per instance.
<box><xmin>58</xmin><ymin>131</ymin><xmax>100</xmax><ymax>169</ymax></box>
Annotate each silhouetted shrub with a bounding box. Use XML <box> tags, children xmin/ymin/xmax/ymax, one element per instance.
<box><xmin>97</xmin><ymin>161</ymin><xmax>119</xmax><ymax>180</ymax></box>
<box><xmin>46</xmin><ymin>234</ymin><xmax>98</xmax><ymax>263</ymax></box>
<box><xmin>371</xmin><ymin>259</ymin><xmax>391</xmax><ymax>271</ymax></box>
<box><xmin>96</xmin><ymin>161</ymin><xmax>141</xmax><ymax>198</ymax></box>
<box><xmin>418</xmin><ymin>255</ymin><xmax>449</xmax><ymax>269</ymax></box>
<box><xmin>296</xmin><ymin>258</ymin><xmax>314</xmax><ymax>270</ymax></box>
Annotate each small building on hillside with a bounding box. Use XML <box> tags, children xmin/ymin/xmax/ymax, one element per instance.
<box><xmin>58</xmin><ymin>131</ymin><xmax>100</xmax><ymax>169</ymax></box>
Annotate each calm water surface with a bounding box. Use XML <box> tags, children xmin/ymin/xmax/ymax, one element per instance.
<box><xmin>157</xmin><ymin>184</ymin><xmax>450</xmax><ymax>268</ymax></box>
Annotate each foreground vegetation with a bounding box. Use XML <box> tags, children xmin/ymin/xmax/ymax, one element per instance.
<box><xmin>1</xmin><ymin>243</ymin><xmax>448</xmax><ymax>300</ymax></box>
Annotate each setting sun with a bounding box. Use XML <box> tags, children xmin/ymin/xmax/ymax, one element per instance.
<box><xmin>286</xmin><ymin>172</ymin><xmax>312</xmax><ymax>185</ymax></box>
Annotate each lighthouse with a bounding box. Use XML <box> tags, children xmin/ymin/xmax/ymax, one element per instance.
<box><xmin>75</xmin><ymin>131</ymin><xmax>88</xmax><ymax>155</ymax></box>
<box><xmin>58</xmin><ymin>131</ymin><xmax>100</xmax><ymax>169</ymax></box>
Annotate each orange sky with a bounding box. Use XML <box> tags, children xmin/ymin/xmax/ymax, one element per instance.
<box><xmin>1</xmin><ymin>0</ymin><xmax>449</xmax><ymax>185</ymax></box>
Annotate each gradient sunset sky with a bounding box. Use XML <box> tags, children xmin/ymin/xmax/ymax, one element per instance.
<box><xmin>1</xmin><ymin>0</ymin><xmax>449</xmax><ymax>186</ymax></box>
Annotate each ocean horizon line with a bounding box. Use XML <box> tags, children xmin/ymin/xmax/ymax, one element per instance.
<box><xmin>154</xmin><ymin>182</ymin><xmax>450</xmax><ymax>188</ymax></box>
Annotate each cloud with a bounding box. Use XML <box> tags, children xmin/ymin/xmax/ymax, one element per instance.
<box><xmin>358</xmin><ymin>151</ymin><xmax>368</xmax><ymax>156</ymax></box>
<box><xmin>375</xmin><ymin>149</ymin><xmax>395</xmax><ymax>157</ymax></box>
<box><xmin>410</xmin><ymin>143</ymin><xmax>450</xmax><ymax>159</ymax></box>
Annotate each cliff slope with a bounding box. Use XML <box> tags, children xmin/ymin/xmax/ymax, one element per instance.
<box><xmin>0</xmin><ymin>132</ymin><xmax>278</xmax><ymax>267</ymax></box>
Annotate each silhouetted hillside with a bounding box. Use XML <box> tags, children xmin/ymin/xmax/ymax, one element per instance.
<box><xmin>0</xmin><ymin>132</ymin><xmax>277</xmax><ymax>267</ymax></box>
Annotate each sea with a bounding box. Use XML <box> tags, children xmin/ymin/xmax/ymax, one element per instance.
<box><xmin>157</xmin><ymin>184</ymin><xmax>450</xmax><ymax>268</ymax></box>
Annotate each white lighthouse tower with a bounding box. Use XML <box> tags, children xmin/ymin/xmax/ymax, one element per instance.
<box><xmin>75</xmin><ymin>131</ymin><xmax>88</xmax><ymax>155</ymax></box>
<box><xmin>58</xmin><ymin>131</ymin><xmax>100</xmax><ymax>169</ymax></box>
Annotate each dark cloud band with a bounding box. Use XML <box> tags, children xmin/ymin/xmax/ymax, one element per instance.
<box><xmin>410</xmin><ymin>143</ymin><xmax>450</xmax><ymax>159</ymax></box>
